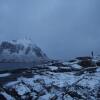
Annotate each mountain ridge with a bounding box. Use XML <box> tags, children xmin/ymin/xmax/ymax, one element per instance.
<box><xmin>0</xmin><ymin>39</ymin><xmax>48</xmax><ymax>63</ymax></box>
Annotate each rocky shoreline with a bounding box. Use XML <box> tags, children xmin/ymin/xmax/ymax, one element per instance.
<box><xmin>0</xmin><ymin>56</ymin><xmax>100</xmax><ymax>100</ymax></box>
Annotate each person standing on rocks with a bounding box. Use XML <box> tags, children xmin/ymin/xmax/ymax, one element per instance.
<box><xmin>91</xmin><ymin>51</ymin><xmax>94</xmax><ymax>59</ymax></box>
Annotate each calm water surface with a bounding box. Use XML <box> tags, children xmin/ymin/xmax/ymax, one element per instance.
<box><xmin>0</xmin><ymin>63</ymin><xmax>34</xmax><ymax>71</ymax></box>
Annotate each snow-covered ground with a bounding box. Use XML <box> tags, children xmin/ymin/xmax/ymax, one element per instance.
<box><xmin>2</xmin><ymin>70</ymin><xmax>100</xmax><ymax>100</ymax></box>
<box><xmin>0</xmin><ymin>57</ymin><xmax>100</xmax><ymax>100</ymax></box>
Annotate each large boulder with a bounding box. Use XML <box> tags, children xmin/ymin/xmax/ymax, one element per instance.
<box><xmin>78</xmin><ymin>59</ymin><xmax>96</xmax><ymax>68</ymax></box>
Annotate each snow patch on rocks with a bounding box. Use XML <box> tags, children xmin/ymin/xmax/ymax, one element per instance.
<box><xmin>0</xmin><ymin>73</ymin><xmax>11</xmax><ymax>77</ymax></box>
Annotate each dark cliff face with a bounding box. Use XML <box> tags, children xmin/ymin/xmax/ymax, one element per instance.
<box><xmin>0</xmin><ymin>39</ymin><xmax>48</xmax><ymax>63</ymax></box>
<box><xmin>0</xmin><ymin>41</ymin><xmax>24</xmax><ymax>54</ymax></box>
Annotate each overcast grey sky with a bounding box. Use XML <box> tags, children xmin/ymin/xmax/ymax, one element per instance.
<box><xmin>0</xmin><ymin>0</ymin><xmax>100</xmax><ymax>59</ymax></box>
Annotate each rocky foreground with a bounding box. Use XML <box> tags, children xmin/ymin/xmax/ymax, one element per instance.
<box><xmin>0</xmin><ymin>56</ymin><xmax>100</xmax><ymax>100</ymax></box>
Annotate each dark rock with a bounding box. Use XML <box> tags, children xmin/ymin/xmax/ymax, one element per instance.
<box><xmin>96</xmin><ymin>61</ymin><xmax>100</xmax><ymax>66</ymax></box>
<box><xmin>25</xmin><ymin>46</ymin><xmax>31</xmax><ymax>55</ymax></box>
<box><xmin>68</xmin><ymin>59</ymin><xmax>77</xmax><ymax>63</ymax></box>
<box><xmin>67</xmin><ymin>91</ymin><xmax>85</xmax><ymax>99</ymax></box>
<box><xmin>33</xmin><ymin>46</ymin><xmax>47</xmax><ymax>58</ymax></box>
<box><xmin>0</xmin><ymin>94</ymin><xmax>6</xmax><ymax>100</ymax></box>
<box><xmin>78</xmin><ymin>59</ymin><xmax>96</xmax><ymax>67</ymax></box>
<box><xmin>76</xmin><ymin>56</ymin><xmax>92</xmax><ymax>60</ymax></box>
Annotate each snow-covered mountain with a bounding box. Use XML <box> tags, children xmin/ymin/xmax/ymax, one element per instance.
<box><xmin>0</xmin><ymin>39</ymin><xmax>48</xmax><ymax>63</ymax></box>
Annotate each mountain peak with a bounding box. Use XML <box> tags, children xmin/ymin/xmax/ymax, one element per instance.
<box><xmin>0</xmin><ymin>39</ymin><xmax>48</xmax><ymax>63</ymax></box>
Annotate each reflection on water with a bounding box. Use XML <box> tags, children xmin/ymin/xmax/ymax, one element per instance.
<box><xmin>0</xmin><ymin>63</ymin><xmax>34</xmax><ymax>71</ymax></box>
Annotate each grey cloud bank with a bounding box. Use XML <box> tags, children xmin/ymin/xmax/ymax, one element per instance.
<box><xmin>0</xmin><ymin>0</ymin><xmax>100</xmax><ymax>60</ymax></box>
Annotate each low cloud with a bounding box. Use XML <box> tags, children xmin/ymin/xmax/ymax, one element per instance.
<box><xmin>0</xmin><ymin>0</ymin><xmax>100</xmax><ymax>59</ymax></box>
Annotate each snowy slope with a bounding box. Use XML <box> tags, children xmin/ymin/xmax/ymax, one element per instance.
<box><xmin>1</xmin><ymin>56</ymin><xmax>100</xmax><ymax>99</ymax></box>
<box><xmin>0</xmin><ymin>39</ymin><xmax>48</xmax><ymax>63</ymax></box>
